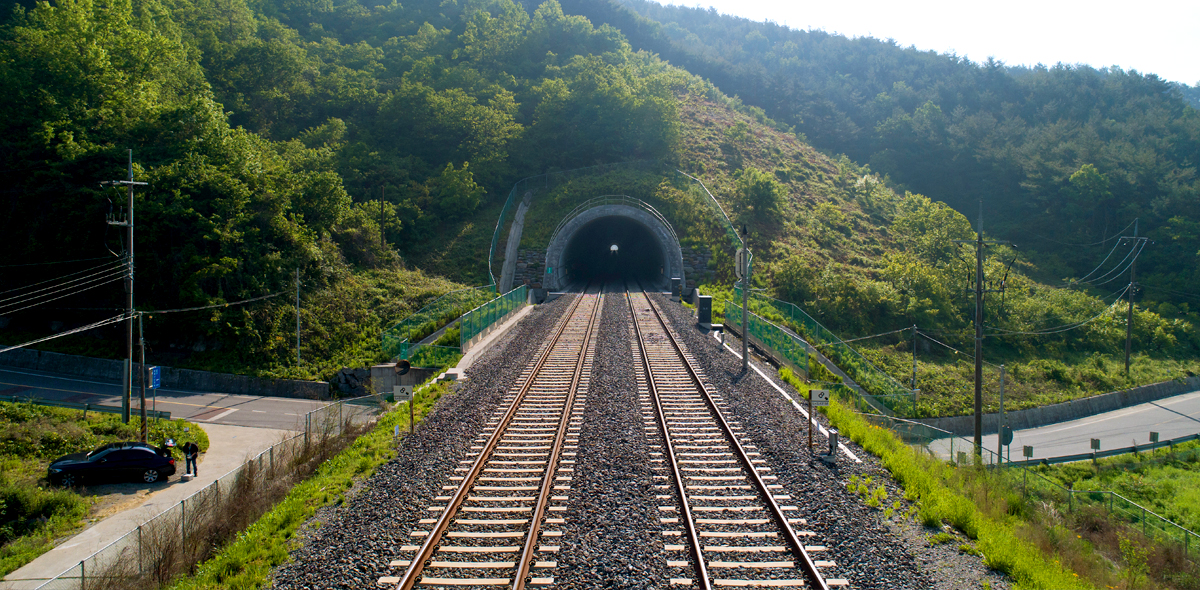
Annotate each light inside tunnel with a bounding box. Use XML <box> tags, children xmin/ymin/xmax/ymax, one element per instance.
<box><xmin>561</xmin><ymin>216</ymin><xmax>665</xmax><ymax>287</ymax></box>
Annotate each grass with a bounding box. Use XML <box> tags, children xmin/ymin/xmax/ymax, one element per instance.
<box><xmin>711</xmin><ymin>282</ymin><xmax>1200</xmax><ymax>419</ymax></box>
<box><xmin>777</xmin><ymin>367</ymin><xmax>1096</xmax><ymax>589</ymax></box>
<box><xmin>0</xmin><ymin>400</ymin><xmax>209</xmax><ymax>577</ymax></box>
<box><xmin>164</xmin><ymin>381</ymin><xmax>453</xmax><ymax>590</ymax></box>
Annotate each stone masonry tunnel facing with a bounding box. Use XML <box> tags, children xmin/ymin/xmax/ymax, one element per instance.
<box><xmin>544</xmin><ymin>203</ymin><xmax>683</xmax><ymax>291</ymax></box>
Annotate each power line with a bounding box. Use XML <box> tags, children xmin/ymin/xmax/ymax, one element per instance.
<box><xmin>1077</xmin><ymin>239</ymin><xmax>1146</xmax><ymax>287</ymax></box>
<box><xmin>145</xmin><ymin>291</ymin><xmax>286</xmax><ymax>315</ymax></box>
<box><xmin>0</xmin><ymin>314</ymin><xmax>127</xmax><ymax>356</ymax></box>
<box><xmin>839</xmin><ymin>326</ymin><xmax>912</xmax><ymax>343</ymax></box>
<box><xmin>985</xmin><ymin>284</ymin><xmax>1129</xmax><ymax>336</ymax></box>
<box><xmin>0</xmin><ymin>255</ymin><xmax>115</xmax><ymax>269</ymax></box>
<box><xmin>1071</xmin><ymin>240</ymin><xmax>1137</xmax><ymax>285</ymax></box>
<box><xmin>915</xmin><ymin>329</ymin><xmax>1002</xmax><ymax>368</ymax></box>
<box><xmin>1032</xmin><ymin>218</ymin><xmax>1137</xmax><ymax>248</ymax></box>
<box><xmin>1142</xmin><ymin>284</ymin><xmax>1200</xmax><ymax>300</ymax></box>
<box><xmin>0</xmin><ymin>267</ymin><xmax>128</xmax><ymax>315</ymax></box>
<box><xmin>0</xmin><ymin>258</ymin><xmax>125</xmax><ymax>297</ymax></box>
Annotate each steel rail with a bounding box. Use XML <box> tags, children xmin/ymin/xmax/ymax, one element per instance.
<box><xmin>627</xmin><ymin>288</ymin><xmax>713</xmax><ymax>590</ymax></box>
<box><xmin>395</xmin><ymin>290</ymin><xmax>593</xmax><ymax>589</ymax></box>
<box><xmin>511</xmin><ymin>288</ymin><xmax>603</xmax><ymax>589</ymax></box>
<box><xmin>639</xmin><ymin>289</ymin><xmax>831</xmax><ymax>590</ymax></box>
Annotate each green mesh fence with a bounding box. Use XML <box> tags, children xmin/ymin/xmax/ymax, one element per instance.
<box><xmin>725</xmin><ymin>303</ymin><xmax>807</xmax><ymax>374</ymax></box>
<box><xmin>461</xmin><ymin>286</ymin><xmax>527</xmax><ymax>346</ymax></box>
<box><xmin>406</xmin><ymin>344</ymin><xmax>464</xmax><ymax>370</ymax></box>
<box><xmin>734</xmin><ymin>285</ymin><xmax>915</xmax><ymax>416</ymax></box>
<box><xmin>381</xmin><ymin>285</ymin><xmax>497</xmax><ymax>360</ymax></box>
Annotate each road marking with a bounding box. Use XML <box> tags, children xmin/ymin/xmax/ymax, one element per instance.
<box><xmin>198</xmin><ymin>407</ymin><xmax>239</xmax><ymax>422</ymax></box>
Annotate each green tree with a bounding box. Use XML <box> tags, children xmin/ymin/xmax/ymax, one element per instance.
<box><xmin>732</xmin><ymin>166</ymin><xmax>785</xmax><ymax>226</ymax></box>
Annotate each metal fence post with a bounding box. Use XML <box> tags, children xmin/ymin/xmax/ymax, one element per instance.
<box><xmin>139</xmin><ymin>524</ymin><xmax>143</xmax><ymax>575</ymax></box>
<box><xmin>80</xmin><ymin>559</ymin><xmax>85</xmax><ymax>586</ymax></box>
<box><xmin>181</xmin><ymin>498</ymin><xmax>187</xmax><ymax>555</ymax></box>
<box><xmin>1143</xmin><ymin>506</ymin><xmax>1148</xmax><ymax>538</ymax></box>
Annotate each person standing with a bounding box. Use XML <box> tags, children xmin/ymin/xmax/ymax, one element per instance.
<box><xmin>181</xmin><ymin>441</ymin><xmax>199</xmax><ymax>476</ymax></box>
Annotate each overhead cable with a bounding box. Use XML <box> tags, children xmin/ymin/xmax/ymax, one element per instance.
<box><xmin>0</xmin><ymin>255</ymin><xmax>115</xmax><ymax>269</ymax></box>
<box><xmin>145</xmin><ymin>291</ymin><xmax>286</xmax><ymax>315</ymax></box>
<box><xmin>0</xmin><ymin>270</ymin><xmax>127</xmax><ymax>316</ymax></box>
<box><xmin>0</xmin><ymin>258</ymin><xmax>125</xmax><ymax>297</ymax></box>
<box><xmin>839</xmin><ymin>326</ymin><xmax>912</xmax><ymax>343</ymax></box>
<box><xmin>0</xmin><ymin>314</ymin><xmax>128</xmax><ymax>356</ymax></box>
<box><xmin>986</xmin><ymin>285</ymin><xmax>1130</xmax><ymax>336</ymax></box>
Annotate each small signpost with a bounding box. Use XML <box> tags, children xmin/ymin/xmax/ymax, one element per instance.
<box><xmin>808</xmin><ymin>389</ymin><xmax>829</xmax><ymax>451</ymax></box>
<box><xmin>394</xmin><ymin>385</ymin><xmax>414</xmax><ymax>434</ymax></box>
<box><xmin>147</xmin><ymin>366</ymin><xmax>161</xmax><ymax>431</ymax></box>
<box><xmin>735</xmin><ymin>248</ymin><xmax>749</xmax><ymax>281</ymax></box>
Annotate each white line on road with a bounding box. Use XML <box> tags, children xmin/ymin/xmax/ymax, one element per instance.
<box><xmin>200</xmin><ymin>408</ymin><xmax>239</xmax><ymax>422</ymax></box>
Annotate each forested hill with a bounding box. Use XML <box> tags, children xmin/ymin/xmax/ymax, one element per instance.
<box><xmin>560</xmin><ymin>0</ymin><xmax>1200</xmax><ymax>310</ymax></box>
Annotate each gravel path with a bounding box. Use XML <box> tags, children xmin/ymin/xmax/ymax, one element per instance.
<box><xmin>269</xmin><ymin>291</ymin><xmax>1010</xmax><ymax>589</ymax></box>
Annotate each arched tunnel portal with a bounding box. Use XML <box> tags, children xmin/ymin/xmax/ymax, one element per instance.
<box><xmin>545</xmin><ymin>201</ymin><xmax>683</xmax><ymax>291</ymax></box>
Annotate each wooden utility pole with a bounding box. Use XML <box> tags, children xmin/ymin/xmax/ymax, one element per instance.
<box><xmin>1125</xmin><ymin>220</ymin><xmax>1140</xmax><ymax>376</ymax></box>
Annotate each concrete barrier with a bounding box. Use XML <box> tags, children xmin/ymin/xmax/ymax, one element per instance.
<box><xmin>916</xmin><ymin>375</ymin><xmax>1200</xmax><ymax>436</ymax></box>
<box><xmin>0</xmin><ymin>349</ymin><xmax>329</xmax><ymax>400</ymax></box>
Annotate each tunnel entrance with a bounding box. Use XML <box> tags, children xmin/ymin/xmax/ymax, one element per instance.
<box><xmin>544</xmin><ymin>198</ymin><xmax>683</xmax><ymax>291</ymax></box>
<box><xmin>561</xmin><ymin>216</ymin><xmax>665</xmax><ymax>287</ymax></box>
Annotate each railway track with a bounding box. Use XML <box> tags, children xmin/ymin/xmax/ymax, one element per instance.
<box><xmin>627</xmin><ymin>288</ymin><xmax>848</xmax><ymax>589</ymax></box>
<box><xmin>379</xmin><ymin>287</ymin><xmax>603</xmax><ymax>589</ymax></box>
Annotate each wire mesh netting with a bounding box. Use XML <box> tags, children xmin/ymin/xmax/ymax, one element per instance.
<box><xmin>380</xmin><ymin>285</ymin><xmax>497</xmax><ymax>360</ymax></box>
<box><xmin>460</xmin><ymin>285</ymin><xmax>527</xmax><ymax>347</ymax></box>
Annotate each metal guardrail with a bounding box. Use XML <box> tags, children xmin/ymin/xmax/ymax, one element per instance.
<box><xmin>1001</xmin><ymin>433</ymin><xmax>1200</xmax><ymax>468</ymax></box>
<box><xmin>4</xmin><ymin>395</ymin><xmax>170</xmax><ymax>420</ymax></box>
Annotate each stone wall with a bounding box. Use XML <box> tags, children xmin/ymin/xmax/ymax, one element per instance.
<box><xmin>680</xmin><ymin>245</ymin><xmax>714</xmax><ymax>291</ymax></box>
<box><xmin>510</xmin><ymin>248</ymin><xmax>547</xmax><ymax>288</ymax></box>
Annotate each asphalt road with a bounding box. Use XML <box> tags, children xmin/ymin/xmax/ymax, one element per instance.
<box><xmin>931</xmin><ymin>388</ymin><xmax>1200</xmax><ymax>462</ymax></box>
<box><xmin>0</xmin><ymin>366</ymin><xmax>366</xmax><ymax>431</ymax></box>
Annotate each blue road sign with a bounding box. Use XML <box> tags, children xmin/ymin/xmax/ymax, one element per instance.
<box><xmin>148</xmin><ymin>366</ymin><xmax>161</xmax><ymax>389</ymax></box>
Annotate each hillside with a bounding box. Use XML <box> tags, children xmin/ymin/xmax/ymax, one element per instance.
<box><xmin>0</xmin><ymin>0</ymin><xmax>1195</xmax><ymax>398</ymax></box>
<box><xmin>562</xmin><ymin>0</ymin><xmax>1200</xmax><ymax>320</ymax></box>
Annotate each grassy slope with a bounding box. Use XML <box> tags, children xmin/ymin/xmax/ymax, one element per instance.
<box><xmin>0</xmin><ymin>401</ymin><xmax>209</xmax><ymax>576</ymax></box>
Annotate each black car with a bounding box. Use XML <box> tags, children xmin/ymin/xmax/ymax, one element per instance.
<box><xmin>48</xmin><ymin>441</ymin><xmax>177</xmax><ymax>487</ymax></box>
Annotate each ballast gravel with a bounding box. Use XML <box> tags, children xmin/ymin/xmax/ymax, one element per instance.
<box><xmin>269</xmin><ymin>290</ymin><xmax>1010</xmax><ymax>589</ymax></box>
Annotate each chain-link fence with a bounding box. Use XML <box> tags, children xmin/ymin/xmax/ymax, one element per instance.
<box><xmin>35</xmin><ymin>401</ymin><xmax>363</xmax><ymax>590</ymax></box>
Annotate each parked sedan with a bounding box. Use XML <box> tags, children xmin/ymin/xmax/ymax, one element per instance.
<box><xmin>48</xmin><ymin>442</ymin><xmax>177</xmax><ymax>487</ymax></box>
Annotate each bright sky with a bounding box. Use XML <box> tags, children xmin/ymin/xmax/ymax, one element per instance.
<box><xmin>657</xmin><ymin>0</ymin><xmax>1200</xmax><ymax>86</ymax></box>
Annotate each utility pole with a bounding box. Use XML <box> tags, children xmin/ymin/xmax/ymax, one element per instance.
<box><xmin>296</xmin><ymin>268</ymin><xmax>301</xmax><ymax>365</ymax></box>
<box><xmin>1125</xmin><ymin>219</ymin><xmax>1139</xmax><ymax>376</ymax></box>
<box><xmin>954</xmin><ymin>201</ymin><xmax>1008</xmax><ymax>458</ymax></box>
<box><xmin>740</xmin><ymin>225</ymin><xmax>750</xmax><ymax>373</ymax></box>
<box><xmin>103</xmin><ymin>150</ymin><xmax>146</xmax><ymax>424</ymax></box>
<box><xmin>911</xmin><ymin>324</ymin><xmax>918</xmax><ymax>389</ymax></box>
<box><xmin>139</xmin><ymin>313</ymin><xmax>147</xmax><ymax>442</ymax></box>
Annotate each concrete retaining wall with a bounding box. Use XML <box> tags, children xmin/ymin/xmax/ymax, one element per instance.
<box><xmin>0</xmin><ymin>348</ymin><xmax>329</xmax><ymax>400</ymax></box>
<box><xmin>916</xmin><ymin>376</ymin><xmax>1200</xmax><ymax>436</ymax></box>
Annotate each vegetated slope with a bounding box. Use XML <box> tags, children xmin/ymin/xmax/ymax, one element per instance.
<box><xmin>0</xmin><ymin>0</ymin><xmax>684</xmax><ymax>377</ymax></box>
<box><xmin>560</xmin><ymin>0</ymin><xmax>1200</xmax><ymax>320</ymax></box>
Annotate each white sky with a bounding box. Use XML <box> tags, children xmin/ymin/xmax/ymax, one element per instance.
<box><xmin>655</xmin><ymin>0</ymin><xmax>1200</xmax><ymax>86</ymax></box>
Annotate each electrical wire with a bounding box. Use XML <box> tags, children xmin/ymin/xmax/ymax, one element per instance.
<box><xmin>0</xmin><ymin>258</ymin><xmax>125</xmax><ymax>297</ymax></box>
<box><xmin>0</xmin><ymin>262</ymin><xmax>128</xmax><ymax>308</ymax></box>
<box><xmin>915</xmin><ymin>329</ymin><xmax>1002</xmax><ymax>368</ymax></box>
<box><xmin>0</xmin><ymin>271</ymin><xmax>127</xmax><ymax>316</ymax></box>
<box><xmin>0</xmin><ymin>255</ymin><xmax>115</xmax><ymax>269</ymax></box>
<box><xmin>1142</xmin><ymin>284</ymin><xmax>1200</xmax><ymax>300</ymax></box>
<box><xmin>985</xmin><ymin>285</ymin><xmax>1130</xmax><ymax>336</ymax></box>
<box><xmin>839</xmin><ymin>326</ymin><xmax>912</xmax><ymax>343</ymax></box>
<box><xmin>1032</xmin><ymin>219</ymin><xmax>1138</xmax><ymax>248</ymax></box>
<box><xmin>1070</xmin><ymin>240</ymin><xmax>1133</xmax><ymax>284</ymax></box>
<box><xmin>1077</xmin><ymin>240</ymin><xmax>1145</xmax><ymax>287</ymax></box>
<box><xmin>0</xmin><ymin>314</ymin><xmax>128</xmax><ymax>356</ymax></box>
<box><xmin>145</xmin><ymin>291</ymin><xmax>286</xmax><ymax>315</ymax></box>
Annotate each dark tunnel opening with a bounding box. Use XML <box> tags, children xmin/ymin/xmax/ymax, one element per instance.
<box><xmin>561</xmin><ymin>216</ymin><xmax>666</xmax><ymax>289</ymax></box>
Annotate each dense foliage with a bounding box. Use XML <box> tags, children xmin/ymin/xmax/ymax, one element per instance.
<box><xmin>0</xmin><ymin>0</ymin><xmax>683</xmax><ymax>372</ymax></box>
<box><xmin>566</xmin><ymin>0</ymin><xmax>1200</xmax><ymax>321</ymax></box>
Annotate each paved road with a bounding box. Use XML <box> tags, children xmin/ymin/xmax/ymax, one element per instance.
<box><xmin>0</xmin><ymin>366</ymin><xmax>359</xmax><ymax>430</ymax></box>
<box><xmin>931</xmin><ymin>389</ymin><xmax>1200</xmax><ymax>462</ymax></box>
